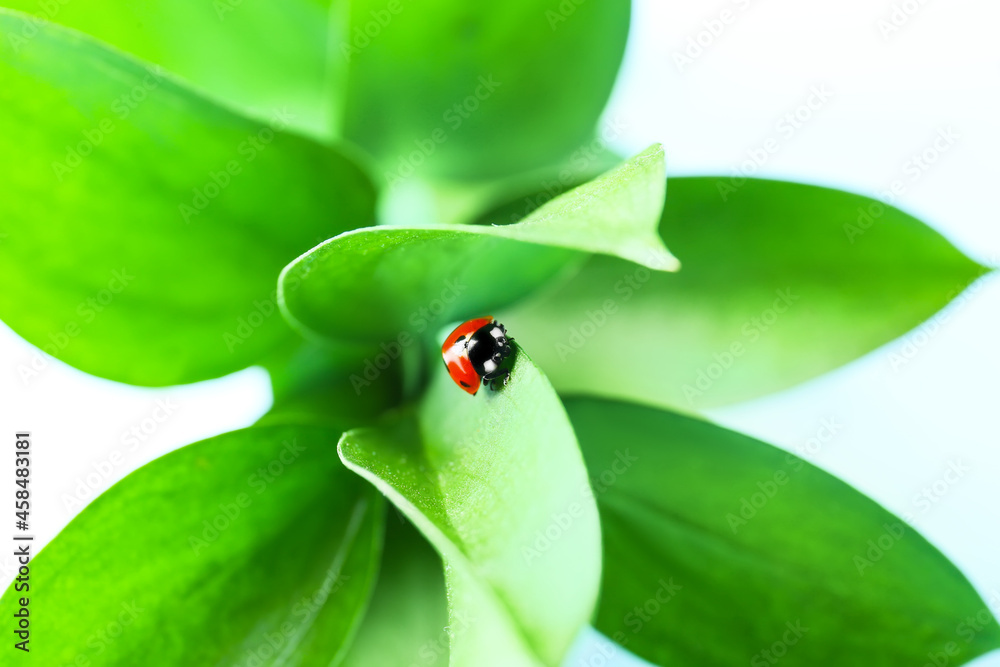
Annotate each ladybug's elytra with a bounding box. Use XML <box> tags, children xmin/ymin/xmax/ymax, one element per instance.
<box><xmin>441</xmin><ymin>317</ymin><xmax>513</xmax><ymax>395</ymax></box>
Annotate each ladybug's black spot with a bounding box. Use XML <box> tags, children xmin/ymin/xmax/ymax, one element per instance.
<box><xmin>455</xmin><ymin>334</ymin><xmax>466</xmax><ymax>343</ymax></box>
<box><xmin>460</xmin><ymin>380</ymin><xmax>471</xmax><ymax>388</ymax></box>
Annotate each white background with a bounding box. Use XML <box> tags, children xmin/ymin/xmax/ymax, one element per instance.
<box><xmin>2</xmin><ymin>0</ymin><xmax>998</xmax><ymax>665</ymax></box>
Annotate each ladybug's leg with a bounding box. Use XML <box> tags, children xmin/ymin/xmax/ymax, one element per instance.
<box><xmin>483</xmin><ymin>369</ymin><xmax>510</xmax><ymax>391</ymax></box>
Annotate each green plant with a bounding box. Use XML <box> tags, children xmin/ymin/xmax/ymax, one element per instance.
<box><xmin>0</xmin><ymin>3</ymin><xmax>996</xmax><ymax>666</ymax></box>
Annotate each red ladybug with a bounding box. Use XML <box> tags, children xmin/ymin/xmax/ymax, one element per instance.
<box><xmin>442</xmin><ymin>317</ymin><xmax>513</xmax><ymax>395</ymax></box>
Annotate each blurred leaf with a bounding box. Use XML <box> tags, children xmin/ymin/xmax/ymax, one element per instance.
<box><xmin>339</xmin><ymin>347</ymin><xmax>601</xmax><ymax>667</ymax></box>
<box><xmin>1</xmin><ymin>0</ymin><xmax>337</xmax><ymax>136</ymax></box>
<box><xmin>0</xmin><ymin>11</ymin><xmax>375</xmax><ymax>386</ymax></box>
<box><xmin>504</xmin><ymin>177</ymin><xmax>985</xmax><ymax>410</ymax></box>
<box><xmin>341</xmin><ymin>0</ymin><xmax>630</xmax><ymax>181</ymax></box>
<box><xmin>469</xmin><ymin>157</ymin><xmax>617</xmax><ymax>228</ymax></box>
<box><xmin>376</xmin><ymin>132</ymin><xmax>624</xmax><ymax>230</ymax></box>
<box><xmin>280</xmin><ymin>145</ymin><xmax>676</xmax><ymax>342</ymax></box>
<box><xmin>341</xmin><ymin>517</ymin><xmax>450</xmax><ymax>667</ymax></box>
<box><xmin>0</xmin><ymin>424</ymin><xmax>385</xmax><ymax>666</ymax></box>
<box><xmin>258</xmin><ymin>339</ymin><xmax>403</xmax><ymax>430</ymax></box>
<box><xmin>566</xmin><ymin>397</ymin><xmax>1000</xmax><ymax>667</ymax></box>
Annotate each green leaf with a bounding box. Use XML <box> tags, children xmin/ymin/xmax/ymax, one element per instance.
<box><xmin>339</xmin><ymin>347</ymin><xmax>601</xmax><ymax>666</ymax></box>
<box><xmin>258</xmin><ymin>340</ymin><xmax>403</xmax><ymax>430</ymax></box>
<box><xmin>0</xmin><ymin>10</ymin><xmax>375</xmax><ymax>386</ymax></box>
<box><xmin>1</xmin><ymin>0</ymin><xmax>337</xmax><ymax>136</ymax></box>
<box><xmin>341</xmin><ymin>0</ymin><xmax>630</xmax><ymax>181</ymax></box>
<box><xmin>280</xmin><ymin>145</ymin><xmax>677</xmax><ymax>342</ymax></box>
<box><xmin>341</xmin><ymin>517</ymin><xmax>450</xmax><ymax>667</ymax></box>
<box><xmin>376</xmin><ymin>136</ymin><xmax>623</xmax><ymax>229</ymax></box>
<box><xmin>565</xmin><ymin>397</ymin><xmax>1000</xmax><ymax>667</ymax></box>
<box><xmin>502</xmin><ymin>177</ymin><xmax>986</xmax><ymax>410</ymax></box>
<box><xmin>0</xmin><ymin>424</ymin><xmax>385</xmax><ymax>665</ymax></box>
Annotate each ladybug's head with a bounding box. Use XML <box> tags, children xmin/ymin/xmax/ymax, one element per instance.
<box><xmin>467</xmin><ymin>321</ymin><xmax>512</xmax><ymax>378</ymax></box>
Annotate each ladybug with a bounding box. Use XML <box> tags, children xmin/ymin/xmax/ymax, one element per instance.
<box><xmin>442</xmin><ymin>317</ymin><xmax>513</xmax><ymax>395</ymax></box>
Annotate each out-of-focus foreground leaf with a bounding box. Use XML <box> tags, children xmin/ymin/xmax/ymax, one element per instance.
<box><xmin>258</xmin><ymin>339</ymin><xmax>404</xmax><ymax>430</ymax></box>
<box><xmin>504</xmin><ymin>177</ymin><xmax>986</xmax><ymax>410</ymax></box>
<box><xmin>339</xmin><ymin>348</ymin><xmax>601</xmax><ymax>667</ymax></box>
<box><xmin>341</xmin><ymin>0</ymin><xmax>630</xmax><ymax>181</ymax></box>
<box><xmin>0</xmin><ymin>11</ymin><xmax>375</xmax><ymax>386</ymax></box>
<box><xmin>1</xmin><ymin>0</ymin><xmax>336</xmax><ymax>136</ymax></box>
<box><xmin>0</xmin><ymin>424</ymin><xmax>384</xmax><ymax>666</ymax></box>
<box><xmin>566</xmin><ymin>397</ymin><xmax>1000</xmax><ymax>667</ymax></box>
<box><xmin>341</xmin><ymin>517</ymin><xmax>450</xmax><ymax>667</ymax></box>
